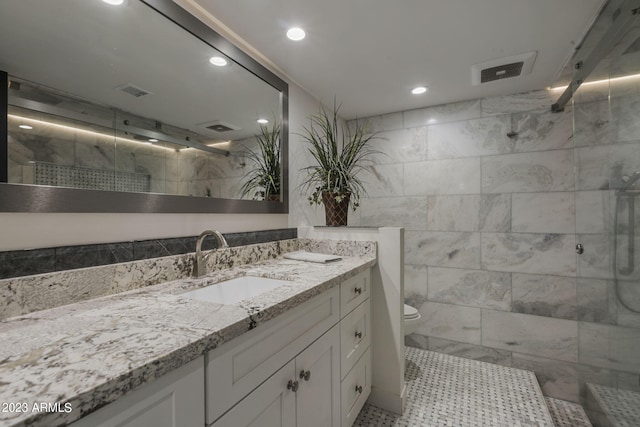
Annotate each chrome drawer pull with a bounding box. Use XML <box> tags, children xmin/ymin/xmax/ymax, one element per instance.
<box><xmin>354</xmin><ymin>287</ymin><xmax>362</xmax><ymax>295</ymax></box>
<box><xmin>354</xmin><ymin>331</ymin><xmax>362</xmax><ymax>339</ymax></box>
<box><xmin>355</xmin><ymin>385</ymin><xmax>363</xmax><ymax>394</ymax></box>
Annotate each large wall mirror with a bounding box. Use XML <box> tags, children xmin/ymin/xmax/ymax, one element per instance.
<box><xmin>0</xmin><ymin>0</ymin><xmax>288</xmax><ymax>213</ymax></box>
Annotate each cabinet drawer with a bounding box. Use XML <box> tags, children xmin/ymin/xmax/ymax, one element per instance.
<box><xmin>340</xmin><ymin>270</ymin><xmax>370</xmax><ymax>318</ymax></box>
<box><xmin>341</xmin><ymin>348</ymin><xmax>371</xmax><ymax>427</ymax></box>
<box><xmin>340</xmin><ymin>300</ymin><xmax>370</xmax><ymax>379</ymax></box>
<box><xmin>206</xmin><ymin>286</ymin><xmax>340</xmax><ymax>424</ymax></box>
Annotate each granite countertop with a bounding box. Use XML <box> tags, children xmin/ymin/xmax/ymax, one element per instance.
<box><xmin>0</xmin><ymin>250</ymin><xmax>376</xmax><ymax>427</ymax></box>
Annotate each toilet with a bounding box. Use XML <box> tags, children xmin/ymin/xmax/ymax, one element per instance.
<box><xmin>404</xmin><ymin>304</ymin><xmax>421</xmax><ymax>335</ymax></box>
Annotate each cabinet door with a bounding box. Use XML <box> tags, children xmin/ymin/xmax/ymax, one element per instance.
<box><xmin>295</xmin><ymin>324</ymin><xmax>341</xmax><ymax>427</ymax></box>
<box><xmin>212</xmin><ymin>360</ymin><xmax>296</xmax><ymax>427</ymax></box>
<box><xmin>70</xmin><ymin>357</ymin><xmax>204</xmax><ymax>427</ymax></box>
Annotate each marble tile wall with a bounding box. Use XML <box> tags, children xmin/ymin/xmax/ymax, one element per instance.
<box><xmin>348</xmin><ymin>88</ymin><xmax>640</xmax><ymax>403</ymax></box>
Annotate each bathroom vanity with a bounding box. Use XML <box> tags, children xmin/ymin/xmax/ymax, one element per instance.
<box><xmin>0</xmin><ymin>239</ymin><xmax>375</xmax><ymax>427</ymax></box>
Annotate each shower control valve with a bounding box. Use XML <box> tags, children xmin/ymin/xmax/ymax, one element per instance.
<box><xmin>576</xmin><ymin>244</ymin><xmax>584</xmax><ymax>255</ymax></box>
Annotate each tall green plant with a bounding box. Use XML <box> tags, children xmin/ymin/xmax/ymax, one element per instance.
<box><xmin>240</xmin><ymin>123</ymin><xmax>281</xmax><ymax>200</ymax></box>
<box><xmin>299</xmin><ymin>103</ymin><xmax>379</xmax><ymax>210</ymax></box>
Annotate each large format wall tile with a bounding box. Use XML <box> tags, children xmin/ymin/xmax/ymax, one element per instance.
<box><xmin>403</xmin><ymin>100</ymin><xmax>481</xmax><ymax>128</ymax></box>
<box><xmin>481</xmin><ymin>90</ymin><xmax>556</xmax><ymax>116</ymax></box>
<box><xmin>481</xmin><ymin>233</ymin><xmax>576</xmax><ymax>276</ymax></box>
<box><xmin>427</xmin><ymin>115</ymin><xmax>513</xmax><ymax>159</ymax></box>
<box><xmin>482</xmin><ymin>150</ymin><xmax>574</xmax><ymax>193</ymax></box>
<box><xmin>576</xmin><ymin>234</ymin><xmax>611</xmax><ymax>279</ymax></box>
<box><xmin>428</xmin><ymin>337</ymin><xmax>512</xmax><ymax>366</ymax></box>
<box><xmin>416</xmin><ymin>301</ymin><xmax>481</xmax><ymax>344</ymax></box>
<box><xmin>511</xmin><ymin>192</ymin><xmax>575</xmax><ymax>234</ymax></box>
<box><xmin>362</xmin><ymin>164</ymin><xmax>404</xmax><ymax>197</ymax></box>
<box><xmin>512</xmin><ymin>273</ymin><xmax>577</xmax><ymax>320</ymax></box>
<box><xmin>482</xmin><ymin>310</ymin><xmax>578</xmax><ymax>362</ymax></box>
<box><xmin>578</xmin><ymin>322</ymin><xmax>640</xmax><ymax>374</ymax></box>
<box><xmin>577</xmin><ymin>278</ymin><xmax>616</xmax><ymax>324</ymax></box>
<box><xmin>405</xmin><ymin>231</ymin><xmax>481</xmax><ymax>268</ymax></box>
<box><xmin>404</xmin><ymin>264</ymin><xmax>428</xmax><ymax>299</ymax></box>
<box><xmin>576</xmin><ymin>145</ymin><xmax>611</xmax><ymax>190</ymax></box>
<box><xmin>479</xmin><ymin>194</ymin><xmax>511</xmax><ymax>232</ymax></box>
<box><xmin>369</xmin><ymin>127</ymin><xmax>428</xmax><ymax>164</ymax></box>
<box><xmin>405</xmin><ymin>158</ymin><xmax>481</xmax><ymax>195</ymax></box>
<box><xmin>575</xmin><ymin>191</ymin><xmax>610</xmax><ymax>234</ymax></box>
<box><xmin>512</xmin><ymin>109</ymin><xmax>574</xmax><ymax>153</ymax></box>
<box><xmin>428</xmin><ymin>267</ymin><xmax>511</xmax><ymax>310</ymax></box>
<box><xmin>360</xmin><ymin>196</ymin><xmax>427</xmax><ymax>230</ymax></box>
<box><xmin>427</xmin><ymin>195</ymin><xmax>480</xmax><ymax>231</ymax></box>
<box><xmin>573</xmin><ymin>100</ymin><xmax>610</xmax><ymax>147</ymax></box>
<box><xmin>349</xmin><ymin>111</ymin><xmax>403</xmax><ymax>133</ymax></box>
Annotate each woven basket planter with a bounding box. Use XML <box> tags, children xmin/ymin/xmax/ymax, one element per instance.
<box><xmin>322</xmin><ymin>192</ymin><xmax>350</xmax><ymax>226</ymax></box>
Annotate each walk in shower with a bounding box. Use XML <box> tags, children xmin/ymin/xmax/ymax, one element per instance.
<box><xmin>569</xmin><ymin>0</ymin><xmax>640</xmax><ymax>424</ymax></box>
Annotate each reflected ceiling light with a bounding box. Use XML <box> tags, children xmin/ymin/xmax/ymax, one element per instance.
<box><xmin>8</xmin><ymin>114</ymin><xmax>174</xmax><ymax>152</ymax></box>
<box><xmin>411</xmin><ymin>86</ymin><xmax>428</xmax><ymax>95</ymax></box>
<box><xmin>549</xmin><ymin>72</ymin><xmax>640</xmax><ymax>91</ymax></box>
<box><xmin>148</xmin><ymin>138</ymin><xmax>158</xmax><ymax>142</ymax></box>
<box><xmin>19</xmin><ymin>124</ymin><xmax>33</xmax><ymax>130</ymax></box>
<box><xmin>286</xmin><ymin>27</ymin><xmax>306</xmax><ymax>41</ymax></box>
<box><xmin>209</xmin><ymin>56</ymin><xmax>228</xmax><ymax>67</ymax></box>
<box><xmin>102</xmin><ymin>0</ymin><xmax>125</xmax><ymax>5</ymax></box>
<box><xmin>257</xmin><ymin>118</ymin><xmax>269</xmax><ymax>124</ymax></box>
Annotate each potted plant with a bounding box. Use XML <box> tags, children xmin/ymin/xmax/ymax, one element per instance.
<box><xmin>300</xmin><ymin>103</ymin><xmax>379</xmax><ymax>226</ymax></box>
<box><xmin>240</xmin><ymin>122</ymin><xmax>281</xmax><ymax>201</ymax></box>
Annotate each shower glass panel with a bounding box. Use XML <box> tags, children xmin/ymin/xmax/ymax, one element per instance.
<box><xmin>573</xmin><ymin>15</ymin><xmax>640</xmax><ymax>426</ymax></box>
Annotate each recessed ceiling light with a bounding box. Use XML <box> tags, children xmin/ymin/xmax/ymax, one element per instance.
<box><xmin>411</xmin><ymin>86</ymin><xmax>428</xmax><ymax>95</ymax></box>
<box><xmin>102</xmin><ymin>0</ymin><xmax>125</xmax><ymax>5</ymax></box>
<box><xmin>148</xmin><ymin>138</ymin><xmax>158</xmax><ymax>142</ymax></box>
<box><xmin>209</xmin><ymin>56</ymin><xmax>228</xmax><ymax>67</ymax></box>
<box><xmin>257</xmin><ymin>118</ymin><xmax>269</xmax><ymax>124</ymax></box>
<box><xmin>19</xmin><ymin>124</ymin><xmax>33</xmax><ymax>130</ymax></box>
<box><xmin>286</xmin><ymin>27</ymin><xmax>306</xmax><ymax>41</ymax></box>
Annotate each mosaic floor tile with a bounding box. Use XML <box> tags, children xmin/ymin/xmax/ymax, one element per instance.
<box><xmin>355</xmin><ymin>347</ymin><xmax>554</xmax><ymax>426</ymax></box>
<box><xmin>545</xmin><ymin>397</ymin><xmax>592</xmax><ymax>427</ymax></box>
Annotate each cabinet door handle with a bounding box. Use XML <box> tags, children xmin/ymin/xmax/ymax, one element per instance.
<box><xmin>287</xmin><ymin>380</ymin><xmax>299</xmax><ymax>392</ymax></box>
<box><xmin>355</xmin><ymin>385</ymin><xmax>363</xmax><ymax>394</ymax></box>
<box><xmin>299</xmin><ymin>369</ymin><xmax>311</xmax><ymax>381</ymax></box>
<box><xmin>354</xmin><ymin>331</ymin><xmax>362</xmax><ymax>339</ymax></box>
<box><xmin>354</xmin><ymin>287</ymin><xmax>362</xmax><ymax>295</ymax></box>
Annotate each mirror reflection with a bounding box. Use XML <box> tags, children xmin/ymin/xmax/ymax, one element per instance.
<box><xmin>1</xmin><ymin>0</ymin><xmax>284</xmax><ymax>202</ymax></box>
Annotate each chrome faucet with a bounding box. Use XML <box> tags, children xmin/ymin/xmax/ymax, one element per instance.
<box><xmin>195</xmin><ymin>230</ymin><xmax>229</xmax><ymax>277</ymax></box>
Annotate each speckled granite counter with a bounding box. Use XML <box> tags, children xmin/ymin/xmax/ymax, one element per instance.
<box><xmin>0</xmin><ymin>240</ymin><xmax>376</xmax><ymax>427</ymax></box>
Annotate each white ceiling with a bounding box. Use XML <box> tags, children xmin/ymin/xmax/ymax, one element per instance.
<box><xmin>193</xmin><ymin>0</ymin><xmax>607</xmax><ymax>119</ymax></box>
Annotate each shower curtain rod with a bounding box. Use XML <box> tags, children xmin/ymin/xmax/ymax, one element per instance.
<box><xmin>552</xmin><ymin>0</ymin><xmax>640</xmax><ymax>112</ymax></box>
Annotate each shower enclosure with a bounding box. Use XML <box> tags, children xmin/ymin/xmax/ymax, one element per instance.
<box><xmin>571</xmin><ymin>1</ymin><xmax>640</xmax><ymax>424</ymax></box>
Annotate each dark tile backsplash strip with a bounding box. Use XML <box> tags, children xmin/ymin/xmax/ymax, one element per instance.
<box><xmin>0</xmin><ymin>228</ymin><xmax>297</xmax><ymax>280</ymax></box>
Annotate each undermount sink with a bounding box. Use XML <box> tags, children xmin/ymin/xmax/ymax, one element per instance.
<box><xmin>182</xmin><ymin>276</ymin><xmax>289</xmax><ymax>305</ymax></box>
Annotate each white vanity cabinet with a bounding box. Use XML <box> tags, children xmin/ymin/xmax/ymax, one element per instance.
<box><xmin>70</xmin><ymin>356</ymin><xmax>204</xmax><ymax>427</ymax></box>
<box><xmin>208</xmin><ymin>268</ymin><xmax>371</xmax><ymax>427</ymax></box>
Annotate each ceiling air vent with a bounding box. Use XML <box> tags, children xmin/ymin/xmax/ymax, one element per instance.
<box><xmin>198</xmin><ymin>120</ymin><xmax>240</xmax><ymax>133</ymax></box>
<box><xmin>471</xmin><ymin>51</ymin><xmax>537</xmax><ymax>86</ymax></box>
<box><xmin>115</xmin><ymin>83</ymin><xmax>153</xmax><ymax>98</ymax></box>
